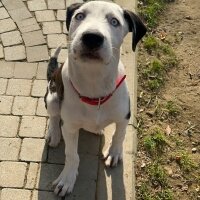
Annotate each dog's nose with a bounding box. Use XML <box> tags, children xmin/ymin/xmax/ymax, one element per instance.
<box><xmin>82</xmin><ymin>32</ymin><xmax>104</xmax><ymax>50</ymax></box>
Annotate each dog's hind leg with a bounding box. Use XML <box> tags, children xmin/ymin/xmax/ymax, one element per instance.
<box><xmin>45</xmin><ymin>87</ymin><xmax>62</xmax><ymax>147</ymax></box>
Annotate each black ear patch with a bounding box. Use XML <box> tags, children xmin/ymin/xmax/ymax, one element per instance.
<box><xmin>66</xmin><ymin>3</ymin><xmax>84</xmax><ymax>31</ymax></box>
<box><xmin>124</xmin><ymin>10</ymin><xmax>147</xmax><ymax>51</ymax></box>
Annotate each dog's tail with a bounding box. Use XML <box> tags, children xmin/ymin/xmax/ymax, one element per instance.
<box><xmin>47</xmin><ymin>45</ymin><xmax>62</xmax><ymax>81</ymax></box>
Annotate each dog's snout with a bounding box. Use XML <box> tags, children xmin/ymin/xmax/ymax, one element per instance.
<box><xmin>82</xmin><ymin>32</ymin><xmax>104</xmax><ymax>50</ymax></box>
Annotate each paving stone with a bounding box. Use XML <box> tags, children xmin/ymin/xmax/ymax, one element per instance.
<box><xmin>63</xmin><ymin>22</ymin><xmax>67</xmax><ymax>34</ymax></box>
<box><xmin>12</xmin><ymin>96</ymin><xmax>37</xmax><ymax>115</ymax></box>
<box><xmin>27</xmin><ymin>0</ymin><xmax>47</xmax><ymax>11</ymax></box>
<box><xmin>9</xmin><ymin>7</ymin><xmax>32</xmax><ymax>22</ymax></box>
<box><xmin>0</xmin><ymin>78</ymin><xmax>7</xmax><ymax>94</ymax></box>
<box><xmin>0</xmin><ymin>95</ymin><xmax>13</xmax><ymax>114</ymax></box>
<box><xmin>36</xmin><ymin>97</ymin><xmax>48</xmax><ymax>116</ymax></box>
<box><xmin>4</xmin><ymin>45</ymin><xmax>26</xmax><ymax>61</ymax></box>
<box><xmin>25</xmin><ymin>163</ymin><xmax>39</xmax><ymax>189</ymax></box>
<box><xmin>22</xmin><ymin>30</ymin><xmax>46</xmax><ymax>47</ymax></box>
<box><xmin>66</xmin><ymin>0</ymin><xmax>83</xmax><ymax>7</ymax></box>
<box><xmin>57</xmin><ymin>10</ymin><xmax>66</xmax><ymax>21</ymax></box>
<box><xmin>0</xmin><ymin>115</ymin><xmax>20</xmax><ymax>137</ymax></box>
<box><xmin>1</xmin><ymin>0</ymin><xmax>24</xmax><ymax>11</ymax></box>
<box><xmin>27</xmin><ymin>45</ymin><xmax>49</xmax><ymax>62</ymax></box>
<box><xmin>0</xmin><ymin>2</ymin><xmax>2</xmax><ymax>7</ymax></box>
<box><xmin>14</xmin><ymin>62</ymin><xmax>37</xmax><ymax>79</ymax></box>
<box><xmin>0</xmin><ymin>61</ymin><xmax>14</xmax><ymax>78</ymax></box>
<box><xmin>1</xmin><ymin>30</ymin><xmax>22</xmax><ymax>46</ymax></box>
<box><xmin>36</xmin><ymin>62</ymin><xmax>48</xmax><ymax>80</ymax></box>
<box><xmin>36</xmin><ymin>163</ymin><xmax>63</xmax><ymax>191</ymax></box>
<box><xmin>48</xmin><ymin>141</ymin><xmax>65</xmax><ymax>164</ymax></box>
<box><xmin>42</xmin><ymin>21</ymin><xmax>62</xmax><ymax>34</ymax></box>
<box><xmin>51</xmin><ymin>48</ymin><xmax>68</xmax><ymax>63</ymax></box>
<box><xmin>0</xmin><ymin>44</ymin><xmax>4</xmax><ymax>58</ymax></box>
<box><xmin>18</xmin><ymin>18</ymin><xmax>40</xmax><ymax>33</ymax></box>
<box><xmin>1</xmin><ymin>188</ymin><xmax>31</xmax><ymax>200</ymax></box>
<box><xmin>47</xmin><ymin>0</ymin><xmax>65</xmax><ymax>9</ymax></box>
<box><xmin>19</xmin><ymin>116</ymin><xmax>47</xmax><ymax>138</ymax></box>
<box><xmin>32</xmin><ymin>79</ymin><xmax>47</xmax><ymax>97</ymax></box>
<box><xmin>20</xmin><ymin>138</ymin><xmax>47</xmax><ymax>162</ymax></box>
<box><xmin>47</xmin><ymin>34</ymin><xmax>67</xmax><ymax>48</ymax></box>
<box><xmin>0</xmin><ymin>138</ymin><xmax>21</xmax><ymax>161</ymax></box>
<box><xmin>32</xmin><ymin>190</ymin><xmax>58</xmax><ymax>200</ymax></box>
<box><xmin>6</xmin><ymin>79</ymin><xmax>32</xmax><ymax>96</ymax></box>
<box><xmin>0</xmin><ymin>161</ymin><xmax>27</xmax><ymax>187</ymax></box>
<box><xmin>0</xmin><ymin>7</ymin><xmax>9</xmax><ymax>19</ymax></box>
<box><xmin>35</xmin><ymin>10</ymin><xmax>55</xmax><ymax>22</ymax></box>
<box><xmin>0</xmin><ymin>18</ymin><xmax>17</xmax><ymax>33</ymax></box>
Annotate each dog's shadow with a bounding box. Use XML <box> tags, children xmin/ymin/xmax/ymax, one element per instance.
<box><xmin>37</xmin><ymin>128</ymin><xmax>126</xmax><ymax>200</ymax></box>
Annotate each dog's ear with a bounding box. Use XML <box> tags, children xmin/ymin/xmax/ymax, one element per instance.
<box><xmin>66</xmin><ymin>3</ymin><xmax>84</xmax><ymax>31</ymax></box>
<box><xmin>124</xmin><ymin>10</ymin><xmax>147</xmax><ymax>52</ymax></box>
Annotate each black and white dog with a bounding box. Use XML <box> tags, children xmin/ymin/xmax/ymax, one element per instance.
<box><xmin>45</xmin><ymin>1</ymin><xmax>146</xmax><ymax>196</ymax></box>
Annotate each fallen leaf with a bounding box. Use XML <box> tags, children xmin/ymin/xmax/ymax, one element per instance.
<box><xmin>166</xmin><ymin>125</ymin><xmax>172</xmax><ymax>135</ymax></box>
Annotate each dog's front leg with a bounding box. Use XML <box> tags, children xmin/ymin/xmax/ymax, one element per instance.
<box><xmin>53</xmin><ymin>125</ymin><xmax>79</xmax><ymax>197</ymax></box>
<box><xmin>103</xmin><ymin>120</ymin><xmax>128</xmax><ymax>167</ymax></box>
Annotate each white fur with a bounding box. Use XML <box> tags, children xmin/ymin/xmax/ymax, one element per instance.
<box><xmin>46</xmin><ymin>1</ymin><xmax>131</xmax><ymax>196</ymax></box>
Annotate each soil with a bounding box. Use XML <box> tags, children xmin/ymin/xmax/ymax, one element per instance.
<box><xmin>136</xmin><ymin>0</ymin><xmax>200</xmax><ymax>199</ymax></box>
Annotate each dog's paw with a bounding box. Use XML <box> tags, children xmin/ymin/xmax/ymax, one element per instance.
<box><xmin>53</xmin><ymin>165</ymin><xmax>78</xmax><ymax>197</ymax></box>
<box><xmin>103</xmin><ymin>145</ymin><xmax>123</xmax><ymax>167</ymax></box>
<box><xmin>46</xmin><ymin>127</ymin><xmax>61</xmax><ymax>147</ymax></box>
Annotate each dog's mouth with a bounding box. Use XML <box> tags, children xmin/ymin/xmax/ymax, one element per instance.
<box><xmin>81</xmin><ymin>51</ymin><xmax>102</xmax><ymax>60</ymax></box>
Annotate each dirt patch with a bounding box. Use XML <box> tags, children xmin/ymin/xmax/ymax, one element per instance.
<box><xmin>136</xmin><ymin>0</ymin><xmax>200</xmax><ymax>199</ymax></box>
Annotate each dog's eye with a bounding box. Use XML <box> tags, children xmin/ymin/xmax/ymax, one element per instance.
<box><xmin>75</xmin><ymin>13</ymin><xmax>85</xmax><ymax>21</ymax></box>
<box><xmin>110</xmin><ymin>18</ymin><xmax>120</xmax><ymax>27</ymax></box>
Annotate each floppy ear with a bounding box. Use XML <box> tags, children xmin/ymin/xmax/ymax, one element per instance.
<box><xmin>66</xmin><ymin>3</ymin><xmax>84</xmax><ymax>31</ymax></box>
<box><xmin>124</xmin><ymin>10</ymin><xmax>147</xmax><ymax>52</ymax></box>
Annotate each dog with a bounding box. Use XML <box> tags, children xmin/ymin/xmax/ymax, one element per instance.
<box><xmin>45</xmin><ymin>1</ymin><xmax>146</xmax><ymax>197</ymax></box>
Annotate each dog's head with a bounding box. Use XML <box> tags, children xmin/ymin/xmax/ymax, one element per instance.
<box><xmin>66</xmin><ymin>1</ymin><xmax>146</xmax><ymax>65</ymax></box>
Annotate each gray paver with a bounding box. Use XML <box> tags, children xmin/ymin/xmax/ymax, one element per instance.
<box><xmin>0</xmin><ymin>78</ymin><xmax>7</xmax><ymax>94</ymax></box>
<box><xmin>36</xmin><ymin>62</ymin><xmax>48</xmax><ymax>80</ymax></box>
<box><xmin>6</xmin><ymin>79</ymin><xmax>32</xmax><ymax>96</ymax></box>
<box><xmin>4</xmin><ymin>45</ymin><xmax>26</xmax><ymax>61</ymax></box>
<box><xmin>63</xmin><ymin>22</ymin><xmax>67</xmax><ymax>34</ymax></box>
<box><xmin>18</xmin><ymin>18</ymin><xmax>40</xmax><ymax>33</ymax></box>
<box><xmin>20</xmin><ymin>138</ymin><xmax>47</xmax><ymax>162</ymax></box>
<box><xmin>66</xmin><ymin>0</ymin><xmax>83</xmax><ymax>7</ymax></box>
<box><xmin>0</xmin><ymin>18</ymin><xmax>17</xmax><ymax>33</ymax></box>
<box><xmin>0</xmin><ymin>161</ymin><xmax>27</xmax><ymax>187</ymax></box>
<box><xmin>51</xmin><ymin>48</ymin><xmax>68</xmax><ymax>63</ymax></box>
<box><xmin>8</xmin><ymin>7</ymin><xmax>32</xmax><ymax>22</ymax></box>
<box><xmin>26</xmin><ymin>45</ymin><xmax>49</xmax><ymax>62</ymax></box>
<box><xmin>0</xmin><ymin>138</ymin><xmax>21</xmax><ymax>161</ymax></box>
<box><xmin>12</xmin><ymin>96</ymin><xmax>37</xmax><ymax>115</ymax></box>
<box><xmin>32</xmin><ymin>190</ymin><xmax>58</xmax><ymax>200</ymax></box>
<box><xmin>0</xmin><ymin>2</ymin><xmax>2</xmax><ymax>7</ymax></box>
<box><xmin>14</xmin><ymin>62</ymin><xmax>38</xmax><ymax>79</ymax></box>
<box><xmin>42</xmin><ymin>21</ymin><xmax>62</xmax><ymax>34</ymax></box>
<box><xmin>36</xmin><ymin>163</ymin><xmax>63</xmax><ymax>191</ymax></box>
<box><xmin>0</xmin><ymin>61</ymin><xmax>14</xmax><ymax>78</ymax></box>
<box><xmin>47</xmin><ymin>34</ymin><xmax>67</xmax><ymax>48</ymax></box>
<box><xmin>36</xmin><ymin>97</ymin><xmax>48</xmax><ymax>116</ymax></box>
<box><xmin>1</xmin><ymin>0</ymin><xmax>24</xmax><ymax>11</ymax></box>
<box><xmin>1</xmin><ymin>188</ymin><xmax>31</xmax><ymax>200</ymax></box>
<box><xmin>57</xmin><ymin>10</ymin><xmax>66</xmax><ymax>21</ymax></box>
<box><xmin>27</xmin><ymin>0</ymin><xmax>47</xmax><ymax>11</ymax></box>
<box><xmin>0</xmin><ymin>115</ymin><xmax>20</xmax><ymax>137</ymax></box>
<box><xmin>47</xmin><ymin>0</ymin><xmax>65</xmax><ymax>9</ymax></box>
<box><xmin>0</xmin><ymin>7</ymin><xmax>9</xmax><ymax>19</ymax></box>
<box><xmin>0</xmin><ymin>95</ymin><xmax>13</xmax><ymax>114</ymax></box>
<box><xmin>19</xmin><ymin>116</ymin><xmax>46</xmax><ymax>138</ymax></box>
<box><xmin>32</xmin><ymin>79</ymin><xmax>47</xmax><ymax>97</ymax></box>
<box><xmin>35</xmin><ymin>10</ymin><xmax>56</xmax><ymax>22</ymax></box>
<box><xmin>0</xmin><ymin>44</ymin><xmax>4</xmax><ymax>58</ymax></box>
<box><xmin>22</xmin><ymin>30</ymin><xmax>46</xmax><ymax>47</ymax></box>
<box><xmin>25</xmin><ymin>163</ymin><xmax>39</xmax><ymax>189</ymax></box>
<box><xmin>1</xmin><ymin>30</ymin><xmax>22</xmax><ymax>46</ymax></box>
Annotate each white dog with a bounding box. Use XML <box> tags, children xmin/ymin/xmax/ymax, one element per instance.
<box><xmin>45</xmin><ymin>1</ymin><xmax>146</xmax><ymax>197</ymax></box>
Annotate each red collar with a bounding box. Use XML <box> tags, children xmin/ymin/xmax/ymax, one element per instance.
<box><xmin>70</xmin><ymin>75</ymin><xmax>126</xmax><ymax>106</ymax></box>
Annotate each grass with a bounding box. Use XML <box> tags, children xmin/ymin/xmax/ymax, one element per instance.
<box><xmin>165</xmin><ymin>101</ymin><xmax>180</xmax><ymax>117</ymax></box>
<box><xmin>143</xmin><ymin>36</ymin><xmax>159</xmax><ymax>52</ymax></box>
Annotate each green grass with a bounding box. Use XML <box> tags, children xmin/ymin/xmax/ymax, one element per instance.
<box><xmin>143</xmin><ymin>36</ymin><xmax>159</xmax><ymax>52</ymax></box>
<box><xmin>155</xmin><ymin>189</ymin><xmax>174</xmax><ymax>200</ymax></box>
<box><xmin>165</xmin><ymin>101</ymin><xmax>180</xmax><ymax>117</ymax></box>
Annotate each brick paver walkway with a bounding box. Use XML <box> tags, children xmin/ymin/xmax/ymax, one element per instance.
<box><xmin>0</xmin><ymin>0</ymin><xmax>137</xmax><ymax>199</ymax></box>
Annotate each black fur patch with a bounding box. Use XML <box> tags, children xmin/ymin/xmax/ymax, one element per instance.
<box><xmin>125</xmin><ymin>97</ymin><xmax>131</xmax><ymax>120</ymax></box>
<box><xmin>44</xmin><ymin>87</ymin><xmax>48</xmax><ymax>109</ymax></box>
